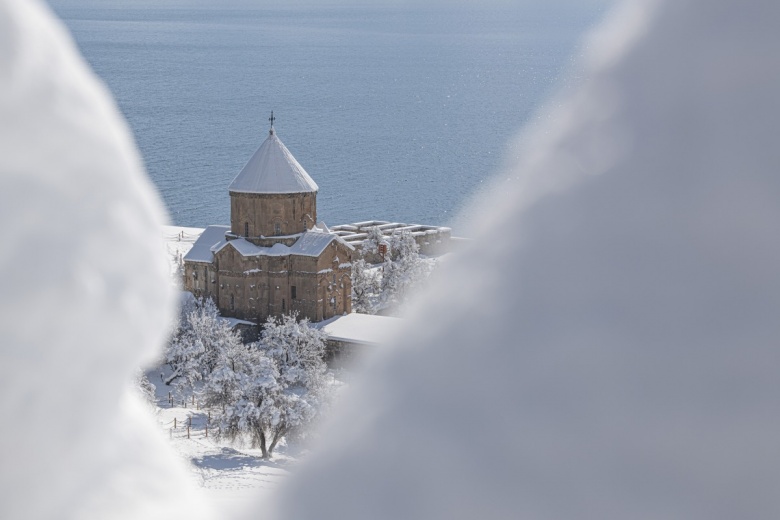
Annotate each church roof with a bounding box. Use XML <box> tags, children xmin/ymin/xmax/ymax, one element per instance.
<box><xmin>228</xmin><ymin>129</ymin><xmax>318</xmax><ymax>194</ymax></box>
<box><xmin>184</xmin><ymin>226</ymin><xmax>355</xmax><ymax>265</ymax></box>
<box><xmin>182</xmin><ymin>225</ymin><xmax>230</xmax><ymax>264</ymax></box>
<box><xmin>216</xmin><ymin>229</ymin><xmax>354</xmax><ymax>258</ymax></box>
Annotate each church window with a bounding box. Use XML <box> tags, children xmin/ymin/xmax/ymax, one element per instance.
<box><xmin>291</xmin><ymin>286</ymin><xmax>297</xmax><ymax>299</ymax></box>
<box><xmin>282</xmin><ymin>298</ymin><xmax>286</xmax><ymax>313</ymax></box>
<box><xmin>230</xmin><ymin>294</ymin><xmax>235</xmax><ymax>310</ymax></box>
<box><xmin>244</xmin><ymin>222</ymin><xmax>249</xmax><ymax>237</ymax></box>
<box><xmin>274</xmin><ymin>222</ymin><xmax>282</xmax><ymax>235</ymax></box>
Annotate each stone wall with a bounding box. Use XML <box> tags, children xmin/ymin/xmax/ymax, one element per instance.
<box><xmin>186</xmin><ymin>237</ymin><xmax>353</xmax><ymax>324</ymax></box>
<box><xmin>331</xmin><ymin>221</ymin><xmax>452</xmax><ymax>263</ymax></box>
<box><xmin>230</xmin><ymin>191</ymin><xmax>316</xmax><ymax>238</ymax></box>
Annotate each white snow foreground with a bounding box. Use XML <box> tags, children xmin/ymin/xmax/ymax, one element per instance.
<box><xmin>272</xmin><ymin>1</ymin><xmax>780</xmax><ymax>520</ymax></box>
<box><xmin>0</xmin><ymin>1</ymin><xmax>210</xmax><ymax>519</ymax></box>
<box><xmin>3</xmin><ymin>1</ymin><xmax>780</xmax><ymax>520</ymax></box>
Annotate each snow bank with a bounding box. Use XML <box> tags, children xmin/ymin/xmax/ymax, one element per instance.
<box><xmin>273</xmin><ymin>1</ymin><xmax>780</xmax><ymax>519</ymax></box>
<box><xmin>0</xmin><ymin>1</ymin><xmax>209</xmax><ymax>518</ymax></box>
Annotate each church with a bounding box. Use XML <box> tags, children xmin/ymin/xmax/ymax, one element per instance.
<box><xmin>182</xmin><ymin>117</ymin><xmax>354</xmax><ymax>323</ymax></box>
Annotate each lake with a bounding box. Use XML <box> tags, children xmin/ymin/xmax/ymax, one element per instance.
<box><xmin>49</xmin><ymin>0</ymin><xmax>608</xmax><ymax>232</ymax></box>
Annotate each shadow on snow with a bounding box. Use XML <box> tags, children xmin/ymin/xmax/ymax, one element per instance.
<box><xmin>191</xmin><ymin>447</ymin><xmax>287</xmax><ymax>471</ymax></box>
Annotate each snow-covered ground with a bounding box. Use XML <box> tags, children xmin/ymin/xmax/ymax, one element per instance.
<box><xmin>159</xmin><ymin>227</ymin><xmax>296</xmax><ymax>501</ymax></box>
<box><xmin>162</xmin><ymin>225</ymin><xmax>203</xmax><ymax>279</ymax></box>
<box><xmin>142</xmin><ymin>369</ymin><xmax>296</xmax><ymax>507</ymax></box>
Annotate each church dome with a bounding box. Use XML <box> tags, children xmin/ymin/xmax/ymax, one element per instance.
<box><xmin>228</xmin><ymin>129</ymin><xmax>319</xmax><ymax>194</ymax></box>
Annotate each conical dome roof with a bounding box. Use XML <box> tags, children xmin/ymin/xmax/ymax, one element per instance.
<box><xmin>228</xmin><ymin>129</ymin><xmax>318</xmax><ymax>194</ymax></box>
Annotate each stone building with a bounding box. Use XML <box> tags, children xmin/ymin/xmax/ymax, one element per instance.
<box><xmin>183</xmin><ymin>123</ymin><xmax>354</xmax><ymax>323</ymax></box>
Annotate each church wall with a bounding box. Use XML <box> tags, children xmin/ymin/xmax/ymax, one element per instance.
<box><xmin>287</xmin><ymin>255</ymin><xmax>321</xmax><ymax>322</ymax></box>
<box><xmin>230</xmin><ymin>192</ymin><xmax>317</xmax><ymax>238</ymax></box>
<box><xmin>212</xmin><ymin>245</ymin><xmax>333</xmax><ymax>324</ymax></box>
<box><xmin>315</xmin><ymin>241</ymin><xmax>354</xmax><ymax>320</ymax></box>
<box><xmin>185</xmin><ymin>239</ymin><xmax>353</xmax><ymax>324</ymax></box>
<box><xmin>183</xmin><ymin>261</ymin><xmax>217</xmax><ymax>302</ymax></box>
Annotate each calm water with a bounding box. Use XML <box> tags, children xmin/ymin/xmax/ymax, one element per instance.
<box><xmin>49</xmin><ymin>0</ymin><xmax>607</xmax><ymax>231</ymax></box>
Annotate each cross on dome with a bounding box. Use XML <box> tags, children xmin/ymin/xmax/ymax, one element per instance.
<box><xmin>269</xmin><ymin>111</ymin><xmax>275</xmax><ymax>135</ymax></box>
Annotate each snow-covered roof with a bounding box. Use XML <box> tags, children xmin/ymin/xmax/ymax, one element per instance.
<box><xmin>216</xmin><ymin>230</ymin><xmax>354</xmax><ymax>259</ymax></box>
<box><xmin>315</xmin><ymin>313</ymin><xmax>402</xmax><ymax>346</ymax></box>
<box><xmin>182</xmin><ymin>225</ymin><xmax>229</xmax><ymax>263</ymax></box>
<box><xmin>228</xmin><ymin>130</ymin><xmax>318</xmax><ymax>194</ymax></box>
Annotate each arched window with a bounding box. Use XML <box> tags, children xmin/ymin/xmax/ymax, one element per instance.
<box><xmin>282</xmin><ymin>298</ymin><xmax>286</xmax><ymax>313</ymax></box>
<box><xmin>244</xmin><ymin>222</ymin><xmax>249</xmax><ymax>237</ymax></box>
<box><xmin>230</xmin><ymin>294</ymin><xmax>235</xmax><ymax>310</ymax></box>
<box><xmin>274</xmin><ymin>222</ymin><xmax>282</xmax><ymax>236</ymax></box>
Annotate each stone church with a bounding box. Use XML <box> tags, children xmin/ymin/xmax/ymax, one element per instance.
<box><xmin>183</xmin><ymin>120</ymin><xmax>354</xmax><ymax>323</ymax></box>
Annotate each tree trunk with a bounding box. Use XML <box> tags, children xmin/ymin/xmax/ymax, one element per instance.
<box><xmin>258</xmin><ymin>429</ymin><xmax>268</xmax><ymax>459</ymax></box>
<box><xmin>164</xmin><ymin>370</ymin><xmax>180</xmax><ymax>386</ymax></box>
<box><xmin>268</xmin><ymin>427</ymin><xmax>286</xmax><ymax>456</ymax></box>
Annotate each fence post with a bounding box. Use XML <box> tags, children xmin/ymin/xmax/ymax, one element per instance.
<box><xmin>174</xmin><ymin>417</ymin><xmax>177</xmax><ymax>429</ymax></box>
<box><xmin>187</xmin><ymin>424</ymin><xmax>190</xmax><ymax>439</ymax></box>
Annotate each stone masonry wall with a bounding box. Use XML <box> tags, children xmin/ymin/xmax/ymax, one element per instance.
<box><xmin>230</xmin><ymin>191</ymin><xmax>316</xmax><ymax>238</ymax></box>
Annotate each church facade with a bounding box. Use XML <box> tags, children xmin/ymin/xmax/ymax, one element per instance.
<box><xmin>182</xmin><ymin>122</ymin><xmax>354</xmax><ymax>323</ymax></box>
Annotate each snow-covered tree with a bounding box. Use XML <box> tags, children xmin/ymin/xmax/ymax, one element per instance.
<box><xmin>203</xmin><ymin>312</ymin><xmax>329</xmax><ymax>458</ymax></box>
<box><xmin>257</xmin><ymin>313</ymin><xmax>328</xmax><ymax>456</ymax></box>
<box><xmin>260</xmin><ymin>313</ymin><xmax>328</xmax><ymax>392</ymax></box>
<box><xmin>164</xmin><ymin>298</ymin><xmax>243</xmax><ymax>396</ymax></box>
<box><xmin>203</xmin><ymin>344</ymin><xmax>282</xmax><ymax>457</ymax></box>
<box><xmin>134</xmin><ymin>369</ymin><xmax>157</xmax><ymax>406</ymax></box>
<box><xmin>352</xmin><ymin>258</ymin><xmax>380</xmax><ymax>314</ymax></box>
<box><xmin>380</xmin><ymin>230</ymin><xmax>433</xmax><ymax>309</ymax></box>
<box><xmin>388</xmin><ymin>229</ymin><xmax>419</xmax><ymax>261</ymax></box>
<box><xmin>361</xmin><ymin>225</ymin><xmax>388</xmax><ymax>258</ymax></box>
